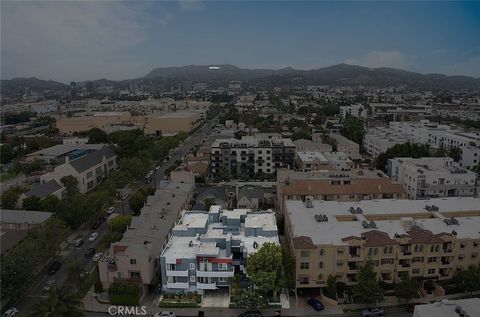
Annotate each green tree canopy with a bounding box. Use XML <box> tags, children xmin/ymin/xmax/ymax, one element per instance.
<box><xmin>29</xmin><ymin>287</ymin><xmax>84</xmax><ymax>317</ymax></box>
<box><xmin>22</xmin><ymin>196</ymin><xmax>43</xmax><ymax>211</ymax></box>
<box><xmin>108</xmin><ymin>215</ymin><xmax>132</xmax><ymax>234</ymax></box>
<box><xmin>60</xmin><ymin>175</ymin><xmax>79</xmax><ymax>201</ymax></box>
<box><xmin>246</xmin><ymin>242</ymin><xmax>285</xmax><ymax>300</ymax></box>
<box><xmin>352</xmin><ymin>261</ymin><xmax>384</xmax><ymax>305</ymax></box>
<box><xmin>340</xmin><ymin>116</ymin><xmax>365</xmax><ymax>145</ymax></box>
<box><xmin>395</xmin><ymin>273</ymin><xmax>418</xmax><ymax>302</ymax></box>
<box><xmin>375</xmin><ymin>143</ymin><xmax>432</xmax><ymax>172</ymax></box>
<box><xmin>87</xmin><ymin>128</ymin><xmax>108</xmax><ymax>144</ymax></box>
<box><xmin>1</xmin><ymin>186</ymin><xmax>27</xmax><ymax>209</ymax></box>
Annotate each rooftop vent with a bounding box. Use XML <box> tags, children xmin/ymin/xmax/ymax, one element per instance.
<box><xmin>314</xmin><ymin>214</ymin><xmax>328</xmax><ymax>222</ymax></box>
<box><xmin>431</xmin><ymin>205</ymin><xmax>439</xmax><ymax>211</ymax></box>
<box><xmin>305</xmin><ymin>199</ymin><xmax>313</xmax><ymax>208</ymax></box>
<box><xmin>253</xmin><ymin>241</ymin><xmax>259</xmax><ymax>249</ymax></box>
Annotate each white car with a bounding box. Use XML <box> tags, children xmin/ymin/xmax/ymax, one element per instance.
<box><xmin>122</xmin><ymin>194</ymin><xmax>128</xmax><ymax>201</ymax></box>
<box><xmin>4</xmin><ymin>307</ymin><xmax>19</xmax><ymax>317</ymax></box>
<box><xmin>88</xmin><ymin>232</ymin><xmax>99</xmax><ymax>242</ymax></box>
<box><xmin>106</xmin><ymin>206</ymin><xmax>115</xmax><ymax>215</ymax></box>
<box><xmin>42</xmin><ymin>280</ymin><xmax>56</xmax><ymax>292</ymax></box>
<box><xmin>154</xmin><ymin>312</ymin><xmax>176</xmax><ymax>317</ymax></box>
<box><xmin>92</xmin><ymin>253</ymin><xmax>103</xmax><ymax>262</ymax></box>
<box><xmin>362</xmin><ymin>307</ymin><xmax>385</xmax><ymax>317</ymax></box>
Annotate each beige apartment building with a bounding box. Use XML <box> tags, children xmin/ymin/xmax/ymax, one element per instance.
<box><xmin>276</xmin><ymin>169</ymin><xmax>406</xmax><ymax>214</ymax></box>
<box><xmin>98</xmin><ymin>171</ymin><xmax>195</xmax><ymax>295</ymax></box>
<box><xmin>285</xmin><ymin>197</ymin><xmax>480</xmax><ymax>291</ymax></box>
<box><xmin>56</xmin><ymin>112</ymin><xmax>131</xmax><ymax>134</ymax></box>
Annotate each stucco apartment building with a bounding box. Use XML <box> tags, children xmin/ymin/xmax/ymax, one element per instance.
<box><xmin>40</xmin><ymin>145</ymin><xmax>117</xmax><ymax>193</ymax></box>
<box><xmin>210</xmin><ymin>136</ymin><xmax>296</xmax><ymax>179</ymax></box>
<box><xmin>160</xmin><ymin>206</ymin><xmax>278</xmax><ymax>294</ymax></box>
<box><xmin>285</xmin><ymin>197</ymin><xmax>480</xmax><ymax>291</ymax></box>
<box><xmin>98</xmin><ymin>171</ymin><xmax>195</xmax><ymax>294</ymax></box>
<box><xmin>276</xmin><ymin>169</ymin><xmax>406</xmax><ymax>214</ymax></box>
<box><xmin>388</xmin><ymin>157</ymin><xmax>478</xmax><ymax>199</ymax></box>
<box><xmin>330</xmin><ymin>133</ymin><xmax>361</xmax><ymax>160</ymax></box>
<box><xmin>141</xmin><ymin>112</ymin><xmax>203</xmax><ymax>136</ymax></box>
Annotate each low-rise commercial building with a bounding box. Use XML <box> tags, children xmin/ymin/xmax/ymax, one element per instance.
<box><xmin>26</xmin><ymin>143</ymin><xmax>104</xmax><ymax>164</ymax></box>
<box><xmin>388</xmin><ymin>157</ymin><xmax>478</xmax><ymax>199</ymax></box>
<box><xmin>323</xmin><ymin>152</ymin><xmax>355</xmax><ymax>171</ymax></box>
<box><xmin>330</xmin><ymin>133</ymin><xmax>361</xmax><ymax>160</ymax></box>
<box><xmin>142</xmin><ymin>112</ymin><xmax>202</xmax><ymax>136</ymax></box>
<box><xmin>285</xmin><ymin>197</ymin><xmax>480</xmax><ymax>290</ymax></box>
<box><xmin>340</xmin><ymin>104</ymin><xmax>366</xmax><ymax>119</ymax></box>
<box><xmin>98</xmin><ymin>172</ymin><xmax>195</xmax><ymax>294</ymax></box>
<box><xmin>294</xmin><ymin>139</ymin><xmax>332</xmax><ymax>152</ymax></box>
<box><xmin>56</xmin><ymin>112</ymin><xmax>131</xmax><ymax>134</ymax></box>
<box><xmin>210</xmin><ymin>136</ymin><xmax>295</xmax><ymax>179</ymax></box>
<box><xmin>160</xmin><ymin>206</ymin><xmax>278</xmax><ymax>294</ymax></box>
<box><xmin>296</xmin><ymin>151</ymin><xmax>329</xmax><ymax>171</ymax></box>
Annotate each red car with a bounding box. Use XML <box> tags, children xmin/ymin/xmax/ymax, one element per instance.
<box><xmin>91</xmin><ymin>221</ymin><xmax>101</xmax><ymax>229</ymax></box>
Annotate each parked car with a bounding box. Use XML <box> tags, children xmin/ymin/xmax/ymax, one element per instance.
<box><xmin>91</xmin><ymin>221</ymin><xmax>101</xmax><ymax>229</ymax></box>
<box><xmin>85</xmin><ymin>247</ymin><xmax>96</xmax><ymax>258</ymax></box>
<box><xmin>362</xmin><ymin>307</ymin><xmax>385</xmax><ymax>317</ymax></box>
<box><xmin>154</xmin><ymin>312</ymin><xmax>176</xmax><ymax>317</ymax></box>
<box><xmin>4</xmin><ymin>307</ymin><xmax>19</xmax><ymax>317</ymax></box>
<box><xmin>42</xmin><ymin>280</ymin><xmax>56</xmax><ymax>292</ymax></box>
<box><xmin>307</xmin><ymin>298</ymin><xmax>324</xmax><ymax>311</ymax></box>
<box><xmin>88</xmin><ymin>232</ymin><xmax>99</xmax><ymax>241</ymax></box>
<box><xmin>92</xmin><ymin>253</ymin><xmax>103</xmax><ymax>262</ymax></box>
<box><xmin>106</xmin><ymin>206</ymin><xmax>115</xmax><ymax>215</ymax></box>
<box><xmin>47</xmin><ymin>261</ymin><xmax>62</xmax><ymax>275</ymax></box>
<box><xmin>238</xmin><ymin>311</ymin><xmax>262</xmax><ymax>317</ymax></box>
<box><xmin>407</xmin><ymin>303</ymin><xmax>422</xmax><ymax>313</ymax></box>
<box><xmin>69</xmin><ymin>238</ymin><xmax>83</xmax><ymax>248</ymax></box>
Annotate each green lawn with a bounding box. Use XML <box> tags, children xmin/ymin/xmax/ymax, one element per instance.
<box><xmin>0</xmin><ymin>172</ymin><xmax>18</xmax><ymax>182</ymax></box>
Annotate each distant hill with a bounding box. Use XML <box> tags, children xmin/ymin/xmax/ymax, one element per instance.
<box><xmin>144</xmin><ymin>63</ymin><xmax>480</xmax><ymax>90</ymax></box>
<box><xmin>0</xmin><ymin>77</ymin><xmax>69</xmax><ymax>93</ymax></box>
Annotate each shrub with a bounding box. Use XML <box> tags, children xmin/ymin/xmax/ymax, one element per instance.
<box><xmin>108</xmin><ymin>282</ymin><xmax>142</xmax><ymax>306</ymax></box>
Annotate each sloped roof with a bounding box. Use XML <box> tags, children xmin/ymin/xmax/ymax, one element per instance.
<box><xmin>69</xmin><ymin>145</ymin><xmax>116</xmax><ymax>173</ymax></box>
<box><xmin>25</xmin><ymin>180</ymin><xmax>63</xmax><ymax>199</ymax></box>
<box><xmin>361</xmin><ymin>230</ymin><xmax>398</xmax><ymax>247</ymax></box>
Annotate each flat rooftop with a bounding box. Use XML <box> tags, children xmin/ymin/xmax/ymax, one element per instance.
<box><xmin>414</xmin><ymin>298</ymin><xmax>480</xmax><ymax>317</ymax></box>
<box><xmin>26</xmin><ymin>144</ymin><xmax>105</xmax><ymax>157</ymax></box>
<box><xmin>286</xmin><ymin>197</ymin><xmax>480</xmax><ymax>245</ymax></box>
<box><xmin>1</xmin><ymin>209</ymin><xmax>53</xmax><ymax>224</ymax></box>
<box><xmin>297</xmin><ymin>151</ymin><xmax>328</xmax><ymax>162</ymax></box>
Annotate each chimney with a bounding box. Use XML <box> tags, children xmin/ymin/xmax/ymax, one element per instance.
<box><xmin>65</xmin><ymin>156</ymin><xmax>70</xmax><ymax>163</ymax></box>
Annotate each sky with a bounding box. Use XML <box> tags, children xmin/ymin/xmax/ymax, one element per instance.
<box><xmin>1</xmin><ymin>1</ymin><xmax>480</xmax><ymax>83</ymax></box>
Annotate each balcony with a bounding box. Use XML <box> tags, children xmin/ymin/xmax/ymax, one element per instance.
<box><xmin>166</xmin><ymin>282</ymin><xmax>189</xmax><ymax>289</ymax></box>
<box><xmin>166</xmin><ymin>269</ymin><xmax>189</xmax><ymax>277</ymax></box>
<box><xmin>196</xmin><ymin>269</ymin><xmax>234</xmax><ymax>278</ymax></box>
<box><xmin>197</xmin><ymin>282</ymin><xmax>217</xmax><ymax>290</ymax></box>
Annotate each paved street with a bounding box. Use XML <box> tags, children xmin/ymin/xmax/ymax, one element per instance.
<box><xmin>0</xmin><ymin>174</ymin><xmax>26</xmax><ymax>193</ymax></box>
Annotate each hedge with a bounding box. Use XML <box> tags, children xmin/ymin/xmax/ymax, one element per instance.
<box><xmin>108</xmin><ymin>282</ymin><xmax>142</xmax><ymax>306</ymax></box>
<box><xmin>159</xmin><ymin>302</ymin><xmax>200</xmax><ymax>308</ymax></box>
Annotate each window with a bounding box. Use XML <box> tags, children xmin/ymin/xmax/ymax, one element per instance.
<box><xmin>428</xmin><ymin>269</ymin><xmax>436</xmax><ymax>275</ymax></box>
<box><xmin>87</xmin><ymin>171</ymin><xmax>93</xmax><ymax>179</ymax></box>
<box><xmin>412</xmin><ymin>269</ymin><xmax>420</xmax><ymax>275</ymax></box>
<box><xmin>412</xmin><ymin>257</ymin><xmax>424</xmax><ymax>263</ymax></box>
<box><xmin>190</xmin><ymin>275</ymin><xmax>195</xmax><ymax>283</ymax></box>
<box><xmin>130</xmin><ymin>271</ymin><xmax>141</xmax><ymax>279</ymax></box>
<box><xmin>381</xmin><ymin>258</ymin><xmax>394</xmax><ymax>265</ymax></box>
<box><xmin>301</xmin><ymin>251</ymin><xmax>310</xmax><ymax>257</ymax></box>
<box><xmin>189</xmin><ymin>263</ymin><xmax>195</xmax><ymax>270</ymax></box>
<box><xmin>319</xmin><ymin>262</ymin><xmax>324</xmax><ymax>269</ymax></box>
<box><xmin>319</xmin><ymin>249</ymin><xmax>325</xmax><ymax>256</ymax></box>
<box><xmin>168</xmin><ymin>264</ymin><xmax>176</xmax><ymax>270</ymax></box>
<box><xmin>218</xmin><ymin>277</ymin><xmax>227</xmax><ymax>282</ymax></box>
<box><xmin>427</xmin><ymin>257</ymin><xmax>437</xmax><ymax>263</ymax></box>
<box><xmin>130</xmin><ymin>259</ymin><xmax>137</xmax><ymax>265</ymax></box>
<box><xmin>299</xmin><ymin>277</ymin><xmax>309</xmax><ymax>284</ymax></box>
<box><xmin>218</xmin><ymin>263</ymin><xmax>228</xmax><ymax>271</ymax></box>
<box><xmin>318</xmin><ymin>274</ymin><xmax>324</xmax><ymax>281</ymax></box>
<box><xmin>337</xmin><ymin>249</ymin><xmax>344</xmax><ymax>255</ymax></box>
<box><xmin>336</xmin><ymin>261</ymin><xmax>343</xmax><ymax>267</ymax></box>
<box><xmin>300</xmin><ymin>262</ymin><xmax>309</xmax><ymax>269</ymax></box>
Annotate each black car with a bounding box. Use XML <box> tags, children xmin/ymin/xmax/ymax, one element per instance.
<box><xmin>99</xmin><ymin>215</ymin><xmax>108</xmax><ymax>223</ymax></box>
<box><xmin>307</xmin><ymin>298</ymin><xmax>325</xmax><ymax>311</ymax></box>
<box><xmin>238</xmin><ymin>311</ymin><xmax>262</xmax><ymax>317</ymax></box>
<box><xmin>47</xmin><ymin>261</ymin><xmax>62</xmax><ymax>275</ymax></box>
<box><xmin>84</xmin><ymin>248</ymin><xmax>96</xmax><ymax>258</ymax></box>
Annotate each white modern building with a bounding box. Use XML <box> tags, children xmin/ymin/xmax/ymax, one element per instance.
<box><xmin>295</xmin><ymin>151</ymin><xmax>329</xmax><ymax>171</ymax></box>
<box><xmin>340</xmin><ymin>104</ymin><xmax>366</xmax><ymax>119</ymax></box>
<box><xmin>388</xmin><ymin>157</ymin><xmax>478</xmax><ymax>199</ymax></box>
<box><xmin>323</xmin><ymin>152</ymin><xmax>355</xmax><ymax>171</ymax></box>
<box><xmin>160</xmin><ymin>206</ymin><xmax>279</xmax><ymax>294</ymax></box>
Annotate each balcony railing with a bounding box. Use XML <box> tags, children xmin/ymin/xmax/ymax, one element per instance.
<box><xmin>166</xmin><ymin>269</ymin><xmax>189</xmax><ymax>277</ymax></box>
<box><xmin>197</xmin><ymin>282</ymin><xmax>217</xmax><ymax>290</ymax></box>
<box><xmin>196</xmin><ymin>269</ymin><xmax>234</xmax><ymax>278</ymax></box>
<box><xmin>166</xmin><ymin>282</ymin><xmax>189</xmax><ymax>289</ymax></box>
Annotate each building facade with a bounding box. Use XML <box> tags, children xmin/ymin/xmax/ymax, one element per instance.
<box><xmin>210</xmin><ymin>136</ymin><xmax>295</xmax><ymax>179</ymax></box>
<box><xmin>388</xmin><ymin>157</ymin><xmax>478</xmax><ymax>199</ymax></box>
<box><xmin>285</xmin><ymin>197</ymin><xmax>480</xmax><ymax>290</ymax></box>
<box><xmin>160</xmin><ymin>206</ymin><xmax>278</xmax><ymax>294</ymax></box>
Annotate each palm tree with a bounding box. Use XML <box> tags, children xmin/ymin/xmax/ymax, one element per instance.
<box><xmin>29</xmin><ymin>287</ymin><xmax>84</xmax><ymax>317</ymax></box>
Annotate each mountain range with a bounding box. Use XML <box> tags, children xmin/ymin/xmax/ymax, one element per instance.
<box><xmin>2</xmin><ymin>64</ymin><xmax>480</xmax><ymax>93</ymax></box>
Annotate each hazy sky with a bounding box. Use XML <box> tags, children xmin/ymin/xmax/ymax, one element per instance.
<box><xmin>1</xmin><ymin>1</ymin><xmax>480</xmax><ymax>83</ymax></box>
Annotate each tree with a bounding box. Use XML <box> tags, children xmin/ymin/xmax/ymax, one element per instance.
<box><xmin>22</xmin><ymin>196</ymin><xmax>43</xmax><ymax>211</ymax></box>
<box><xmin>129</xmin><ymin>191</ymin><xmax>147</xmax><ymax>215</ymax></box>
<box><xmin>61</xmin><ymin>175</ymin><xmax>79</xmax><ymax>201</ymax></box>
<box><xmin>340</xmin><ymin>116</ymin><xmax>365</xmax><ymax>145</ymax></box>
<box><xmin>352</xmin><ymin>261</ymin><xmax>384</xmax><ymax>305</ymax></box>
<box><xmin>375</xmin><ymin>143</ymin><xmax>431</xmax><ymax>172</ymax></box>
<box><xmin>447</xmin><ymin>146</ymin><xmax>463</xmax><ymax>163</ymax></box>
<box><xmin>453</xmin><ymin>267</ymin><xmax>480</xmax><ymax>293</ymax></box>
<box><xmin>231</xmin><ymin>287</ymin><xmax>268</xmax><ymax>309</ymax></box>
<box><xmin>246</xmin><ymin>242</ymin><xmax>285</xmax><ymax>300</ymax></box>
<box><xmin>203</xmin><ymin>198</ymin><xmax>216</xmax><ymax>211</ymax></box>
<box><xmin>395</xmin><ymin>273</ymin><xmax>418</xmax><ymax>302</ymax></box>
<box><xmin>1</xmin><ymin>186</ymin><xmax>27</xmax><ymax>209</ymax></box>
<box><xmin>108</xmin><ymin>215</ymin><xmax>132</xmax><ymax>233</ymax></box>
<box><xmin>87</xmin><ymin>128</ymin><xmax>108</xmax><ymax>144</ymax></box>
<box><xmin>0</xmin><ymin>144</ymin><xmax>15</xmax><ymax>164</ymax></box>
<box><xmin>29</xmin><ymin>287</ymin><xmax>84</xmax><ymax>317</ymax></box>
<box><xmin>41</xmin><ymin>195</ymin><xmax>62</xmax><ymax>213</ymax></box>
<box><xmin>108</xmin><ymin>282</ymin><xmax>142</xmax><ymax>306</ymax></box>
<box><xmin>325</xmin><ymin>275</ymin><xmax>338</xmax><ymax>299</ymax></box>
